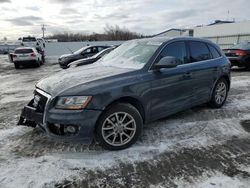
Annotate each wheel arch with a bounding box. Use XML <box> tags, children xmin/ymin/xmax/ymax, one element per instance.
<box><xmin>221</xmin><ymin>75</ymin><xmax>230</xmax><ymax>90</ymax></box>
<box><xmin>210</xmin><ymin>74</ymin><xmax>230</xmax><ymax>99</ymax></box>
<box><xmin>102</xmin><ymin>96</ymin><xmax>146</xmax><ymax>124</ymax></box>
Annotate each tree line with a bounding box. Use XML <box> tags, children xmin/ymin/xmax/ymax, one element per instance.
<box><xmin>46</xmin><ymin>25</ymin><xmax>144</xmax><ymax>42</ymax></box>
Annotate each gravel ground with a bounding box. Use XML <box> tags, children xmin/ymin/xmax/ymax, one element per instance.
<box><xmin>0</xmin><ymin>55</ymin><xmax>250</xmax><ymax>188</ymax></box>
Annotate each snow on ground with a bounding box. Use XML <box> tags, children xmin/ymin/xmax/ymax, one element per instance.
<box><xmin>0</xmin><ymin>55</ymin><xmax>250</xmax><ymax>187</ymax></box>
<box><xmin>173</xmin><ymin>166</ymin><xmax>250</xmax><ymax>188</ymax></box>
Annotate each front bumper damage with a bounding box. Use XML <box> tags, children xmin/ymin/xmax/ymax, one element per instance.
<box><xmin>18</xmin><ymin>99</ymin><xmax>43</xmax><ymax>128</ymax></box>
<box><xmin>17</xmin><ymin>89</ymin><xmax>102</xmax><ymax>143</ymax></box>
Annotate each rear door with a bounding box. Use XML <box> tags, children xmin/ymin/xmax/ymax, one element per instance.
<box><xmin>187</xmin><ymin>41</ymin><xmax>220</xmax><ymax>105</ymax></box>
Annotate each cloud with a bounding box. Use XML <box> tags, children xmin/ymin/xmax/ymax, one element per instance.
<box><xmin>25</xmin><ymin>6</ymin><xmax>40</xmax><ymax>11</ymax></box>
<box><xmin>1</xmin><ymin>0</ymin><xmax>250</xmax><ymax>39</ymax></box>
<box><xmin>48</xmin><ymin>0</ymin><xmax>80</xmax><ymax>4</ymax></box>
<box><xmin>60</xmin><ymin>8</ymin><xmax>79</xmax><ymax>15</ymax></box>
<box><xmin>0</xmin><ymin>0</ymin><xmax>11</xmax><ymax>3</ymax></box>
<box><xmin>5</xmin><ymin>16</ymin><xmax>43</xmax><ymax>26</ymax></box>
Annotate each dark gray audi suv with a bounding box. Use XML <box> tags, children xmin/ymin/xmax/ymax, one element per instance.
<box><xmin>18</xmin><ymin>37</ymin><xmax>231</xmax><ymax>150</ymax></box>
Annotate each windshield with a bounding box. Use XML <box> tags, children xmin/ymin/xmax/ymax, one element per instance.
<box><xmin>23</xmin><ymin>37</ymin><xmax>36</xmax><ymax>42</ymax></box>
<box><xmin>73</xmin><ymin>46</ymin><xmax>89</xmax><ymax>55</ymax></box>
<box><xmin>100</xmin><ymin>41</ymin><xmax>160</xmax><ymax>69</ymax></box>
<box><xmin>230</xmin><ymin>41</ymin><xmax>250</xmax><ymax>50</ymax></box>
<box><xmin>93</xmin><ymin>48</ymin><xmax>113</xmax><ymax>58</ymax></box>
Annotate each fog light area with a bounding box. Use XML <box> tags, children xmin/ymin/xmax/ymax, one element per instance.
<box><xmin>48</xmin><ymin>123</ymin><xmax>79</xmax><ymax>136</ymax></box>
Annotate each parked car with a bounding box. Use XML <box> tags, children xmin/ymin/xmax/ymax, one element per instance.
<box><xmin>13</xmin><ymin>47</ymin><xmax>43</xmax><ymax>69</ymax></box>
<box><xmin>20</xmin><ymin>36</ymin><xmax>46</xmax><ymax>63</ymax></box>
<box><xmin>223</xmin><ymin>41</ymin><xmax>250</xmax><ymax>69</ymax></box>
<box><xmin>37</xmin><ymin>38</ymin><xmax>46</xmax><ymax>48</ymax></box>
<box><xmin>58</xmin><ymin>45</ymin><xmax>110</xmax><ymax>69</ymax></box>
<box><xmin>67</xmin><ymin>46</ymin><xmax>116</xmax><ymax>69</ymax></box>
<box><xmin>18</xmin><ymin>37</ymin><xmax>231</xmax><ymax>150</ymax></box>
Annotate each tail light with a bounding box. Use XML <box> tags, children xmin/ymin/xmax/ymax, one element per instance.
<box><xmin>30</xmin><ymin>53</ymin><xmax>36</xmax><ymax>57</ymax></box>
<box><xmin>13</xmin><ymin>55</ymin><xmax>17</xmax><ymax>58</ymax></box>
<box><xmin>235</xmin><ymin>50</ymin><xmax>247</xmax><ymax>56</ymax></box>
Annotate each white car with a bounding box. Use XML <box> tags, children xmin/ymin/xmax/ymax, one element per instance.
<box><xmin>13</xmin><ymin>47</ymin><xmax>42</xmax><ymax>69</ymax></box>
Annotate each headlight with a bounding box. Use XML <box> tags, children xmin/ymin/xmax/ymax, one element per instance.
<box><xmin>55</xmin><ymin>96</ymin><xmax>92</xmax><ymax>110</ymax></box>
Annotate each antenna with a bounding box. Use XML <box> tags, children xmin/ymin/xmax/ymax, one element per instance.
<box><xmin>41</xmin><ymin>24</ymin><xmax>46</xmax><ymax>38</ymax></box>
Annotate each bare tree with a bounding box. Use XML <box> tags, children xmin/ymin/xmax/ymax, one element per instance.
<box><xmin>47</xmin><ymin>25</ymin><xmax>143</xmax><ymax>42</ymax></box>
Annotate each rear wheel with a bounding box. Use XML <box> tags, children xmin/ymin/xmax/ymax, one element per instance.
<box><xmin>96</xmin><ymin>103</ymin><xmax>143</xmax><ymax>150</ymax></box>
<box><xmin>42</xmin><ymin>55</ymin><xmax>45</xmax><ymax>64</ymax></box>
<box><xmin>36</xmin><ymin>59</ymin><xmax>41</xmax><ymax>67</ymax></box>
<box><xmin>209</xmin><ymin>78</ymin><xmax>229</xmax><ymax>108</ymax></box>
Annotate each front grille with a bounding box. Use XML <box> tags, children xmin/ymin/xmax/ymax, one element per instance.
<box><xmin>34</xmin><ymin>89</ymin><xmax>49</xmax><ymax>113</ymax></box>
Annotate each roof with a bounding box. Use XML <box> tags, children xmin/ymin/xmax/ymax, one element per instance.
<box><xmin>133</xmin><ymin>36</ymin><xmax>214</xmax><ymax>46</ymax></box>
<box><xmin>208</xmin><ymin>20</ymin><xmax>235</xmax><ymax>26</ymax></box>
<box><xmin>153</xmin><ymin>28</ymin><xmax>186</xmax><ymax>37</ymax></box>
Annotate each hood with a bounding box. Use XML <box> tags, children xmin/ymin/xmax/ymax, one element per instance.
<box><xmin>36</xmin><ymin>63</ymin><xmax>133</xmax><ymax>96</ymax></box>
<box><xmin>68</xmin><ymin>57</ymin><xmax>92</xmax><ymax>68</ymax></box>
<box><xmin>59</xmin><ymin>54</ymin><xmax>73</xmax><ymax>59</ymax></box>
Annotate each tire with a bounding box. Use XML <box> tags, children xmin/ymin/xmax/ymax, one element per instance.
<box><xmin>36</xmin><ymin>59</ymin><xmax>41</xmax><ymax>67</ymax></box>
<box><xmin>96</xmin><ymin>103</ymin><xmax>143</xmax><ymax>150</ymax></box>
<box><xmin>209</xmin><ymin>78</ymin><xmax>229</xmax><ymax>108</ymax></box>
<box><xmin>14</xmin><ymin>63</ymin><xmax>19</xmax><ymax>69</ymax></box>
<box><xmin>42</xmin><ymin>55</ymin><xmax>45</xmax><ymax>64</ymax></box>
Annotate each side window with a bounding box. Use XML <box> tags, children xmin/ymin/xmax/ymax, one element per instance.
<box><xmin>98</xmin><ymin>47</ymin><xmax>104</xmax><ymax>52</ymax></box>
<box><xmin>92</xmin><ymin>47</ymin><xmax>98</xmax><ymax>53</ymax></box>
<box><xmin>207</xmin><ymin>44</ymin><xmax>221</xmax><ymax>59</ymax></box>
<box><xmin>189</xmin><ymin>41</ymin><xmax>211</xmax><ymax>62</ymax></box>
<box><xmin>157</xmin><ymin>41</ymin><xmax>188</xmax><ymax>64</ymax></box>
<box><xmin>84</xmin><ymin>48</ymin><xmax>91</xmax><ymax>54</ymax></box>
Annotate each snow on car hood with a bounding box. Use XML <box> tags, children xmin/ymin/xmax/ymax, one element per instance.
<box><xmin>36</xmin><ymin>63</ymin><xmax>133</xmax><ymax>96</ymax></box>
<box><xmin>59</xmin><ymin>54</ymin><xmax>73</xmax><ymax>59</ymax></box>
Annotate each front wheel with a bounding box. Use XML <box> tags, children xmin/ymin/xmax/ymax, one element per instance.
<box><xmin>209</xmin><ymin>78</ymin><xmax>229</xmax><ymax>108</ymax></box>
<box><xmin>96</xmin><ymin>103</ymin><xmax>143</xmax><ymax>150</ymax></box>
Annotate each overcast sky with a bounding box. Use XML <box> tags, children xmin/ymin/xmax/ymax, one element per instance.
<box><xmin>0</xmin><ymin>0</ymin><xmax>249</xmax><ymax>40</ymax></box>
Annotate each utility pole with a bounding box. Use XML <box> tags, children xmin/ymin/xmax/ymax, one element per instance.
<box><xmin>41</xmin><ymin>24</ymin><xmax>46</xmax><ymax>38</ymax></box>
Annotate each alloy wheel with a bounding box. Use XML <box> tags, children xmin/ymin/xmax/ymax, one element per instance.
<box><xmin>215</xmin><ymin>82</ymin><xmax>227</xmax><ymax>105</ymax></box>
<box><xmin>101</xmin><ymin>112</ymin><xmax>136</xmax><ymax>147</ymax></box>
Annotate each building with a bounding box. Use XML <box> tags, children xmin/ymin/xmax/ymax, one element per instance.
<box><xmin>194</xmin><ymin>20</ymin><xmax>250</xmax><ymax>49</ymax></box>
<box><xmin>154</xmin><ymin>20</ymin><xmax>250</xmax><ymax>49</ymax></box>
<box><xmin>153</xmin><ymin>28</ymin><xmax>193</xmax><ymax>38</ymax></box>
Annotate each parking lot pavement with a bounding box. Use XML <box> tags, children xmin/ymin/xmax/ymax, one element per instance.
<box><xmin>0</xmin><ymin>55</ymin><xmax>250</xmax><ymax>187</ymax></box>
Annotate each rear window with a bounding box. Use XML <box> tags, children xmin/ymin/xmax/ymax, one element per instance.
<box><xmin>189</xmin><ymin>41</ymin><xmax>211</xmax><ymax>62</ymax></box>
<box><xmin>230</xmin><ymin>41</ymin><xmax>250</xmax><ymax>50</ymax></box>
<box><xmin>14</xmin><ymin>49</ymin><xmax>33</xmax><ymax>54</ymax></box>
<box><xmin>208</xmin><ymin>44</ymin><xmax>221</xmax><ymax>59</ymax></box>
<box><xmin>22</xmin><ymin>37</ymin><xmax>36</xmax><ymax>42</ymax></box>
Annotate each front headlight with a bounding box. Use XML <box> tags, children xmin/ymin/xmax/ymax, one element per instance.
<box><xmin>55</xmin><ymin>96</ymin><xmax>92</xmax><ymax>110</ymax></box>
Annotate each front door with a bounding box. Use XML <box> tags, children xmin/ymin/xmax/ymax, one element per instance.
<box><xmin>149</xmin><ymin>41</ymin><xmax>194</xmax><ymax>120</ymax></box>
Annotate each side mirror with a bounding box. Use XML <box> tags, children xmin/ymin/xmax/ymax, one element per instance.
<box><xmin>154</xmin><ymin>56</ymin><xmax>180</xmax><ymax>69</ymax></box>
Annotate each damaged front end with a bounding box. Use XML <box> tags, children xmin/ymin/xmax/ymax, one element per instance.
<box><xmin>18</xmin><ymin>88</ymin><xmax>51</xmax><ymax>130</ymax></box>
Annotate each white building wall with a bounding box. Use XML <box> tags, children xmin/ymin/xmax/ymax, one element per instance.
<box><xmin>194</xmin><ymin>21</ymin><xmax>250</xmax><ymax>49</ymax></box>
